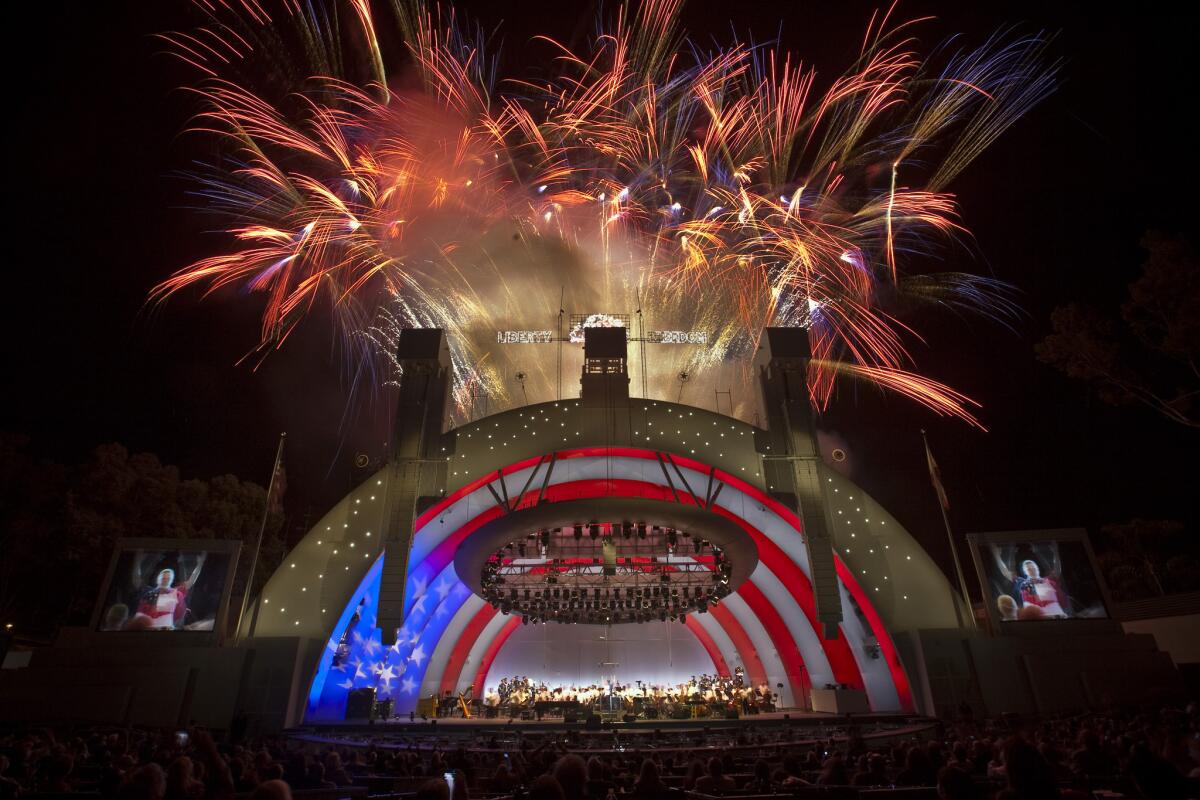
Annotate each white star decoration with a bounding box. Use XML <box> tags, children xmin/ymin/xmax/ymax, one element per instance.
<box><xmin>377</xmin><ymin>665</ymin><xmax>397</xmax><ymax>684</ymax></box>
<box><xmin>409</xmin><ymin>644</ymin><xmax>427</xmax><ymax>666</ymax></box>
<box><xmin>411</xmin><ymin>594</ymin><xmax>427</xmax><ymax>614</ymax></box>
<box><xmin>400</xmin><ymin>677</ymin><xmax>416</xmax><ymax>694</ymax></box>
<box><xmin>434</xmin><ymin>580</ymin><xmax>452</xmax><ymax>600</ymax></box>
<box><xmin>339</xmin><ymin>679</ymin><xmax>354</xmax><ymax>689</ymax></box>
<box><xmin>412</xmin><ymin>576</ymin><xmax>428</xmax><ymax>597</ymax></box>
<box><xmin>354</xmin><ymin>663</ymin><xmax>367</xmax><ymax>680</ymax></box>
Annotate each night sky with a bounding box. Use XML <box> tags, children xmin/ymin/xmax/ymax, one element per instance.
<box><xmin>5</xmin><ymin>1</ymin><xmax>1196</xmax><ymax>596</ymax></box>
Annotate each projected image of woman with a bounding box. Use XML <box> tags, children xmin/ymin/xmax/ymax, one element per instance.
<box><xmin>990</xmin><ymin>545</ymin><xmax>1070</xmax><ymax>619</ymax></box>
<box><xmin>133</xmin><ymin>553</ymin><xmax>206</xmax><ymax>630</ymax></box>
<box><xmin>1014</xmin><ymin>559</ymin><xmax>1067</xmax><ymax>617</ymax></box>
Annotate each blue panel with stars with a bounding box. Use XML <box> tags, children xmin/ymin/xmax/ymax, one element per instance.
<box><xmin>306</xmin><ymin>554</ymin><xmax>471</xmax><ymax>720</ymax></box>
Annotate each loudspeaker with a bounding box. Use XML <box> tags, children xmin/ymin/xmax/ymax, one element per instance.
<box><xmin>346</xmin><ymin>688</ymin><xmax>376</xmax><ymax>720</ymax></box>
<box><xmin>584</xmin><ymin>713</ymin><xmax>602</xmax><ymax>730</ymax></box>
<box><xmin>375</xmin><ymin>699</ymin><xmax>394</xmax><ymax>720</ymax></box>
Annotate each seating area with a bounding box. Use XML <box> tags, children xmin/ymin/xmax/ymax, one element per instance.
<box><xmin>3</xmin><ymin>704</ymin><xmax>1198</xmax><ymax>800</ymax></box>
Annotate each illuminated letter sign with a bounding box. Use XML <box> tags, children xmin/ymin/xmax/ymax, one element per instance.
<box><xmin>648</xmin><ymin>330</ymin><xmax>708</xmax><ymax>344</ymax></box>
<box><xmin>496</xmin><ymin>330</ymin><xmax>553</xmax><ymax>344</ymax></box>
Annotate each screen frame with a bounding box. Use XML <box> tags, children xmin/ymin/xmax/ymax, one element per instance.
<box><xmin>90</xmin><ymin>538</ymin><xmax>243</xmax><ymax>644</ymax></box>
<box><xmin>966</xmin><ymin>528</ymin><xmax>1115</xmax><ymax>636</ymax></box>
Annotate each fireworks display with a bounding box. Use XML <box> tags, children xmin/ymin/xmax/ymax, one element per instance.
<box><xmin>152</xmin><ymin>0</ymin><xmax>1054</xmax><ymax>426</ymax></box>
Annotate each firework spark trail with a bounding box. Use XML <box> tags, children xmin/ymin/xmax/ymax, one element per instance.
<box><xmin>151</xmin><ymin>0</ymin><xmax>1055</xmax><ymax>427</ymax></box>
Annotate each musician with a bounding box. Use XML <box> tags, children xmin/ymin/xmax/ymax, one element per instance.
<box><xmin>483</xmin><ymin>688</ymin><xmax>500</xmax><ymax>718</ymax></box>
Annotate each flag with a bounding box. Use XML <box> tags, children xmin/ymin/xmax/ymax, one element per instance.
<box><xmin>923</xmin><ymin>433</ymin><xmax>950</xmax><ymax>511</ymax></box>
<box><xmin>267</xmin><ymin>457</ymin><xmax>287</xmax><ymax>516</ymax></box>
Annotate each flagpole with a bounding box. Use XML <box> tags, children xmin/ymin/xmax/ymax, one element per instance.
<box><xmin>921</xmin><ymin>429</ymin><xmax>976</xmax><ymax>629</ymax></box>
<box><xmin>234</xmin><ymin>432</ymin><xmax>287</xmax><ymax>644</ymax></box>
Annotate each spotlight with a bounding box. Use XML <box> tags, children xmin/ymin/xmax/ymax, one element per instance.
<box><xmin>589</xmin><ymin>524</ymin><xmax>599</xmax><ymax>539</ymax></box>
<box><xmin>574</xmin><ymin>525</ymin><xmax>583</xmax><ymax>540</ymax></box>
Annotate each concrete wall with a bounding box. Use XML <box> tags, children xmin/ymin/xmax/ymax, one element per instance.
<box><xmin>0</xmin><ymin>629</ymin><xmax>319</xmax><ymax>732</ymax></box>
<box><xmin>1121</xmin><ymin>615</ymin><xmax>1200</xmax><ymax>665</ymax></box>
<box><xmin>903</xmin><ymin>625</ymin><xmax>1185</xmax><ymax>718</ymax></box>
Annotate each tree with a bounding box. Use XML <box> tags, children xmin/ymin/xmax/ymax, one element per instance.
<box><xmin>1036</xmin><ymin>231</ymin><xmax>1200</xmax><ymax>428</ymax></box>
<box><xmin>1091</xmin><ymin>518</ymin><xmax>1199</xmax><ymax>604</ymax></box>
<box><xmin>0</xmin><ymin>439</ymin><xmax>284</xmax><ymax>636</ymax></box>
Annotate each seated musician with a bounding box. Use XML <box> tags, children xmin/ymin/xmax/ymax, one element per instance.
<box><xmin>483</xmin><ymin>688</ymin><xmax>500</xmax><ymax>717</ymax></box>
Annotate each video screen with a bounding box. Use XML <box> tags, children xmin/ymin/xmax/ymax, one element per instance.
<box><xmin>981</xmin><ymin>540</ymin><xmax>1108</xmax><ymax>622</ymax></box>
<box><xmin>98</xmin><ymin>548</ymin><xmax>233</xmax><ymax>632</ymax></box>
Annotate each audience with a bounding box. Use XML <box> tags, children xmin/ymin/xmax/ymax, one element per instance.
<box><xmin>1</xmin><ymin>703</ymin><xmax>1197</xmax><ymax>800</ymax></box>
<box><xmin>692</xmin><ymin>757</ymin><xmax>735</xmax><ymax>794</ymax></box>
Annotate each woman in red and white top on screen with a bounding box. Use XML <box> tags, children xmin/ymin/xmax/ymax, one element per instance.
<box><xmin>135</xmin><ymin>554</ymin><xmax>205</xmax><ymax>630</ymax></box>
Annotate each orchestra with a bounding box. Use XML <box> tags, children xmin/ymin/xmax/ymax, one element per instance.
<box><xmin>436</xmin><ymin>667</ymin><xmax>777</xmax><ymax>720</ymax></box>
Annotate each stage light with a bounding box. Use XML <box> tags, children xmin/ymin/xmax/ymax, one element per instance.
<box><xmin>574</xmin><ymin>525</ymin><xmax>583</xmax><ymax>540</ymax></box>
<box><xmin>589</xmin><ymin>524</ymin><xmax>599</xmax><ymax>539</ymax></box>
